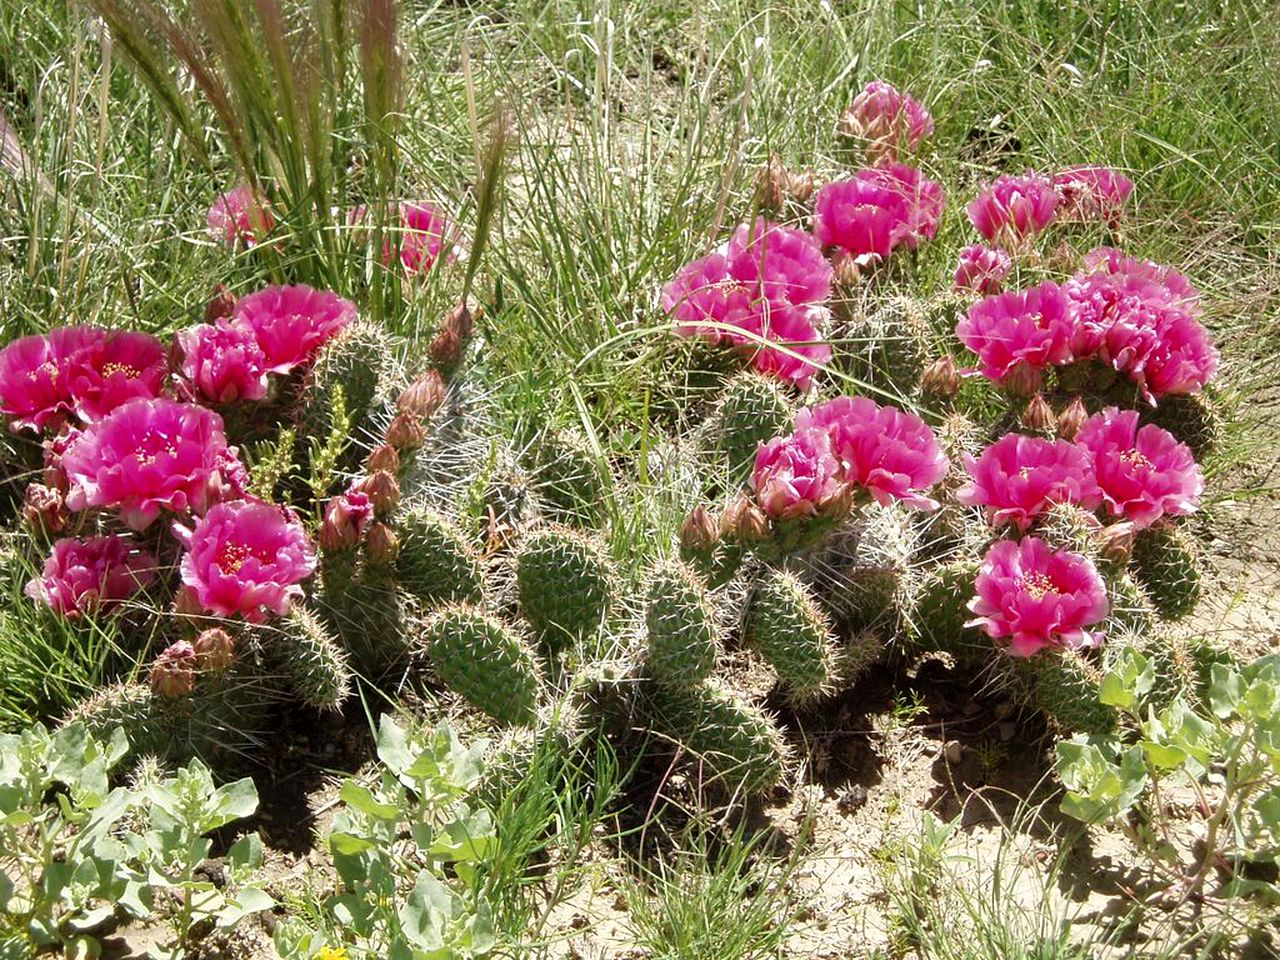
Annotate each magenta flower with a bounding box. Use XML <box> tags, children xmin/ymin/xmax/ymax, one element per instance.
<box><xmin>966</xmin><ymin>172</ymin><xmax>1059</xmax><ymax>249</ymax></box>
<box><xmin>177</xmin><ymin>323</ymin><xmax>270</xmax><ymax>404</ymax></box>
<box><xmin>0</xmin><ymin>327</ymin><xmax>104</xmax><ymax>433</ymax></box>
<box><xmin>796</xmin><ymin>395</ymin><xmax>948</xmax><ymax>510</ymax></box>
<box><xmin>953</xmin><ymin>244</ymin><xmax>1013</xmax><ymax>295</ymax></box>
<box><xmin>207</xmin><ymin>185</ymin><xmax>275</xmax><ymax>248</ymax></box>
<box><xmin>66</xmin><ymin>331</ymin><xmax>168</xmax><ymax>422</ymax></box>
<box><xmin>739</xmin><ymin>301</ymin><xmax>833</xmax><ymax>388</ymax></box>
<box><xmin>840</xmin><ymin>81</ymin><xmax>934</xmax><ymax>162</ymax></box>
<box><xmin>955</xmin><ymin>282</ymin><xmax>1075</xmax><ymax>388</ymax></box>
<box><xmin>1076</xmin><ymin>407</ymin><xmax>1203</xmax><ymax>528</ymax></box>
<box><xmin>725</xmin><ymin>219</ymin><xmax>833</xmax><ymax>306</ymax></box>
<box><xmin>967</xmin><ymin>536</ymin><xmax>1109</xmax><ymax>657</ymax></box>
<box><xmin>61</xmin><ymin>397</ymin><xmax>231</xmax><ymax>530</ymax></box>
<box><xmin>752</xmin><ymin>426</ymin><xmax>843</xmax><ymax>519</ymax></box>
<box><xmin>661</xmin><ymin>251</ymin><xmax>756</xmax><ymax>341</ymax></box>
<box><xmin>232</xmin><ymin>285</ymin><xmax>356</xmax><ymax>375</ymax></box>
<box><xmin>813</xmin><ymin>165</ymin><xmax>944</xmax><ymax>260</ymax></box>
<box><xmin>350</xmin><ymin>201</ymin><xmax>463</xmax><ymax>274</ymax></box>
<box><xmin>956</xmin><ymin>433</ymin><xmax>1102</xmax><ymax>530</ymax></box>
<box><xmin>24</xmin><ymin>535</ymin><xmax>157</xmax><ymax>619</ymax></box>
<box><xmin>857</xmin><ymin>163</ymin><xmax>946</xmax><ymax>247</ymax></box>
<box><xmin>175</xmin><ymin>499</ymin><xmax>316</xmax><ymax>622</ymax></box>
<box><xmin>1052</xmin><ymin>166</ymin><xmax>1133</xmax><ymax>225</ymax></box>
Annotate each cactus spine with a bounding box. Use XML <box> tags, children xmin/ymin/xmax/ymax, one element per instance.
<box><xmin>644</xmin><ymin>560</ymin><xmax>720</xmax><ymax>687</ymax></box>
<box><xmin>261</xmin><ymin>605</ymin><xmax>353</xmax><ymax>710</ymax></box>
<box><xmin>516</xmin><ymin>527</ymin><xmax>617</xmax><ymax>654</ymax></box>
<box><xmin>395</xmin><ymin>508</ymin><xmax>485</xmax><ymax>607</ymax></box>
<box><xmin>700</xmin><ymin>372</ymin><xmax>794</xmax><ymax>488</ymax></box>
<box><xmin>748</xmin><ymin>569</ymin><xmax>837</xmax><ymax>702</ymax></box>
<box><xmin>422</xmin><ymin>605</ymin><xmax>542</xmax><ymax>726</ymax></box>
<box><xmin>1132</xmin><ymin>525</ymin><xmax>1202</xmax><ymax>620</ymax></box>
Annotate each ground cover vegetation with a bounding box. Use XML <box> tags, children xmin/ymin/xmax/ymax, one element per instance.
<box><xmin>1</xmin><ymin>0</ymin><xmax>1279</xmax><ymax>956</ymax></box>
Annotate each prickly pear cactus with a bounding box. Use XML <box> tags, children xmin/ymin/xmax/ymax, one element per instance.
<box><xmin>421</xmin><ymin>605</ymin><xmax>542</xmax><ymax>726</ymax></box>
<box><xmin>1132</xmin><ymin>524</ymin><xmax>1202</xmax><ymax>620</ymax></box>
<box><xmin>644</xmin><ymin>560</ymin><xmax>720</xmax><ymax>687</ymax></box>
<box><xmin>698</xmin><ymin>372</ymin><xmax>794</xmax><ymax>488</ymax></box>
<box><xmin>296</xmin><ymin>321</ymin><xmax>399</xmax><ymax>452</ymax></box>
<box><xmin>1140</xmin><ymin>393</ymin><xmax>1220</xmax><ymax>457</ymax></box>
<box><xmin>259</xmin><ymin>605</ymin><xmax>354</xmax><ymax>710</ymax></box>
<box><xmin>1006</xmin><ymin>649</ymin><xmax>1116</xmax><ymax>736</ymax></box>
<box><xmin>843</xmin><ymin>295</ymin><xmax>931</xmax><ymax>395</ymax></box>
<box><xmin>318</xmin><ymin>561</ymin><xmax>412</xmax><ymax>676</ymax></box>
<box><xmin>515</xmin><ymin>526</ymin><xmax>617</xmax><ymax>654</ymax></box>
<box><xmin>396</xmin><ymin>508</ymin><xmax>485</xmax><ymax>607</ymax></box>
<box><xmin>748</xmin><ymin>568</ymin><xmax>838</xmax><ymax>702</ymax></box>
<box><xmin>523</xmin><ymin>429</ymin><xmax>607</xmax><ymax>527</ymax></box>
<box><xmin>907</xmin><ymin>560</ymin><xmax>986</xmax><ymax>668</ymax></box>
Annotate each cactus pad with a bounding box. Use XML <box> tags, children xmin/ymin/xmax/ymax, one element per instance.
<box><xmin>748</xmin><ymin>569</ymin><xmax>837</xmax><ymax>702</ymax></box>
<box><xmin>516</xmin><ymin>526</ymin><xmax>617</xmax><ymax>653</ymax></box>
<box><xmin>422</xmin><ymin>605</ymin><xmax>542</xmax><ymax>726</ymax></box>
<box><xmin>396</xmin><ymin>508</ymin><xmax>485</xmax><ymax>607</ymax></box>
<box><xmin>644</xmin><ymin>560</ymin><xmax>720</xmax><ymax>686</ymax></box>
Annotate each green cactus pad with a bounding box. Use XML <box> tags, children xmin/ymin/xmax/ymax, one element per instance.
<box><xmin>748</xmin><ymin>569</ymin><xmax>837</xmax><ymax>702</ymax></box>
<box><xmin>295</xmin><ymin>322</ymin><xmax>397</xmax><ymax>449</ymax></box>
<box><xmin>261</xmin><ymin>605</ymin><xmax>353</xmax><ymax>710</ymax></box>
<box><xmin>396</xmin><ymin>509</ymin><xmax>485</xmax><ymax>607</ymax></box>
<box><xmin>908</xmin><ymin>561</ymin><xmax>988</xmax><ymax>668</ymax></box>
<box><xmin>1132</xmin><ymin>525</ymin><xmax>1202</xmax><ymax>620</ymax></box>
<box><xmin>516</xmin><ymin>526</ymin><xmax>617</xmax><ymax>653</ymax></box>
<box><xmin>844</xmin><ymin>295</ymin><xmax>931</xmax><ymax>395</ymax></box>
<box><xmin>1034</xmin><ymin>502</ymin><xmax>1104</xmax><ymax>560</ymax></box>
<box><xmin>422</xmin><ymin>605</ymin><xmax>542</xmax><ymax>726</ymax></box>
<box><xmin>837</xmin><ymin>629</ymin><xmax>886</xmax><ymax>686</ymax></box>
<box><xmin>318</xmin><ymin>562</ymin><xmax>412</xmax><ymax>676</ymax></box>
<box><xmin>524</xmin><ymin>429</ymin><xmax>607</xmax><ymax>527</ymax></box>
<box><xmin>65</xmin><ymin>683</ymin><xmax>173</xmax><ymax>760</ymax></box>
<box><xmin>643</xmin><ymin>682</ymin><xmax>787</xmax><ymax>797</ymax></box>
<box><xmin>699</xmin><ymin>372</ymin><xmax>794</xmax><ymax>489</ymax></box>
<box><xmin>1007</xmin><ymin>649</ymin><xmax>1116</xmax><ymax>735</ymax></box>
<box><xmin>644</xmin><ymin>560</ymin><xmax>720</xmax><ymax>687</ymax></box>
<box><xmin>1140</xmin><ymin>393</ymin><xmax>1221</xmax><ymax>458</ymax></box>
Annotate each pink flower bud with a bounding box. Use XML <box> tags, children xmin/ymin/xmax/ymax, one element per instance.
<box><xmin>365</xmin><ymin>522</ymin><xmax>400</xmax><ymax>566</ymax></box>
<box><xmin>355</xmin><ymin>471</ymin><xmax>400</xmax><ymax>518</ymax></box>
<box><xmin>366</xmin><ymin>443</ymin><xmax>401</xmax><ymax>475</ymax></box>
<box><xmin>1020</xmin><ymin>394</ymin><xmax>1056</xmax><ymax>433</ymax></box>
<box><xmin>385</xmin><ymin>412</ymin><xmax>427</xmax><ymax>452</ymax></box>
<box><xmin>23</xmin><ymin>483</ymin><xmax>68</xmax><ymax>535</ymax></box>
<box><xmin>320</xmin><ymin>490</ymin><xmax>373</xmax><ymax>552</ymax></box>
<box><xmin>721</xmin><ymin>495</ymin><xmax>771</xmax><ymax>543</ymax></box>
<box><xmin>1056</xmin><ymin>396</ymin><xmax>1089</xmax><ymax>441</ymax></box>
<box><xmin>921</xmin><ymin>356</ymin><xmax>960</xmax><ymax>397</ymax></box>
<box><xmin>678</xmin><ymin>505</ymin><xmax>719</xmax><ymax>554</ymax></box>
<box><xmin>1002</xmin><ymin>361</ymin><xmax>1044</xmax><ymax>399</ymax></box>
<box><xmin>1096</xmin><ymin>521</ymin><xmax>1136</xmax><ymax>563</ymax></box>
<box><xmin>428</xmin><ymin>326</ymin><xmax>463</xmax><ymax>368</ymax></box>
<box><xmin>149</xmin><ymin>641</ymin><xmax>198</xmax><ymax>699</ymax></box>
<box><xmin>397</xmin><ymin>370</ymin><xmax>446</xmax><ymax>419</ymax></box>
<box><xmin>203</xmin><ymin>283</ymin><xmax>238</xmax><ymax>324</ymax></box>
<box><xmin>193</xmin><ymin>627</ymin><xmax>236</xmax><ymax>672</ymax></box>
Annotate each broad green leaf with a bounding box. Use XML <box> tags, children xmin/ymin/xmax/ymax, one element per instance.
<box><xmin>339</xmin><ymin>781</ymin><xmax>402</xmax><ymax>821</ymax></box>
<box><xmin>398</xmin><ymin>870</ymin><xmax>453</xmax><ymax>950</ymax></box>
<box><xmin>227</xmin><ymin>832</ymin><xmax>264</xmax><ymax>873</ymax></box>
<box><xmin>376</xmin><ymin>715</ymin><xmax>414</xmax><ymax>779</ymax></box>
<box><xmin>329</xmin><ymin>832</ymin><xmax>376</xmax><ymax>856</ymax></box>
<box><xmin>208</xmin><ymin>778</ymin><xmax>259</xmax><ymax>827</ymax></box>
<box><xmin>1209</xmin><ymin>664</ymin><xmax>1242</xmax><ymax>719</ymax></box>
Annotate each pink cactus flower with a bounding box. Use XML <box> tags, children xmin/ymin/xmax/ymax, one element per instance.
<box><xmin>1052</xmin><ymin>166</ymin><xmax>1133</xmax><ymax>225</ymax></box>
<box><xmin>1076</xmin><ymin>407</ymin><xmax>1203</xmax><ymax>529</ymax></box>
<box><xmin>207</xmin><ymin>185</ymin><xmax>275</xmax><ymax>248</ymax></box>
<box><xmin>175</xmin><ymin>499</ymin><xmax>317</xmax><ymax>622</ymax></box>
<box><xmin>725</xmin><ymin>219</ymin><xmax>833</xmax><ymax>306</ymax></box>
<box><xmin>953</xmin><ymin>244</ymin><xmax>1013</xmax><ymax>295</ymax></box>
<box><xmin>661</xmin><ymin>251</ymin><xmax>757</xmax><ymax>341</ymax></box>
<box><xmin>957</xmin><ymin>433</ymin><xmax>1102</xmax><ymax>530</ymax></box>
<box><xmin>1141</xmin><ymin>311</ymin><xmax>1219</xmax><ymax>399</ymax></box>
<box><xmin>967</xmin><ymin>536</ymin><xmax>1110</xmax><ymax>657</ymax></box>
<box><xmin>24</xmin><ymin>535</ymin><xmax>157</xmax><ymax>619</ymax></box>
<box><xmin>176</xmin><ymin>323</ymin><xmax>270</xmax><ymax>404</ymax></box>
<box><xmin>66</xmin><ymin>331</ymin><xmax>168</xmax><ymax>422</ymax></box>
<box><xmin>61</xmin><ymin>397</ymin><xmax>231</xmax><ymax>530</ymax></box>
<box><xmin>796</xmin><ymin>395</ymin><xmax>949</xmax><ymax>510</ymax></box>
<box><xmin>966</xmin><ymin>172</ymin><xmax>1059</xmax><ymax>249</ymax></box>
<box><xmin>752</xmin><ymin>426</ymin><xmax>844</xmax><ymax>520</ymax></box>
<box><xmin>857</xmin><ymin>163</ymin><xmax>946</xmax><ymax>247</ymax></box>
<box><xmin>739</xmin><ymin>301</ymin><xmax>833</xmax><ymax>388</ymax></box>
<box><xmin>207</xmin><ymin>447</ymin><xmax>252</xmax><ymax>506</ymax></box>
<box><xmin>1081</xmin><ymin>247</ymin><xmax>1200</xmax><ymax>302</ymax></box>
<box><xmin>955</xmin><ymin>282</ymin><xmax>1075</xmax><ymax>388</ymax></box>
<box><xmin>0</xmin><ymin>327</ymin><xmax>105</xmax><ymax>433</ymax></box>
<box><xmin>840</xmin><ymin>81</ymin><xmax>934</xmax><ymax>162</ymax></box>
<box><xmin>232</xmin><ymin>284</ymin><xmax>356</xmax><ymax>375</ymax></box>
<box><xmin>350</xmin><ymin>201</ymin><xmax>463</xmax><ymax>274</ymax></box>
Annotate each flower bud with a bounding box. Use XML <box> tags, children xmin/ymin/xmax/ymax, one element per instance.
<box><xmin>42</xmin><ymin>427</ymin><xmax>79</xmax><ymax>491</ymax></box>
<box><xmin>1020</xmin><ymin>394</ymin><xmax>1055</xmax><ymax>433</ymax></box>
<box><xmin>365</xmin><ymin>521</ymin><xmax>400</xmax><ymax>566</ymax></box>
<box><xmin>384</xmin><ymin>412</ymin><xmax>427</xmax><ymax>452</ymax></box>
<box><xmin>203</xmin><ymin>283</ymin><xmax>238</xmax><ymax>324</ymax></box>
<box><xmin>366</xmin><ymin>443</ymin><xmax>401</xmax><ymax>475</ymax></box>
<box><xmin>1003</xmin><ymin>361</ymin><xmax>1043</xmax><ymax>399</ymax></box>
<box><xmin>1056</xmin><ymin>396</ymin><xmax>1089</xmax><ymax>441</ymax></box>
<box><xmin>193</xmin><ymin>627</ymin><xmax>237</xmax><ymax>672</ymax></box>
<box><xmin>678</xmin><ymin>505</ymin><xmax>719</xmax><ymax>554</ymax></box>
<box><xmin>397</xmin><ymin>369</ymin><xmax>446</xmax><ymax>419</ymax></box>
<box><xmin>1096</xmin><ymin>521</ymin><xmax>1136</xmax><ymax>564</ymax></box>
<box><xmin>921</xmin><ymin>356</ymin><xmax>960</xmax><ymax>398</ymax></box>
<box><xmin>355</xmin><ymin>470</ymin><xmax>400</xmax><ymax>518</ymax></box>
<box><xmin>428</xmin><ymin>326</ymin><xmax>463</xmax><ymax>368</ymax></box>
<box><xmin>443</xmin><ymin>300</ymin><xmax>476</xmax><ymax>343</ymax></box>
<box><xmin>758</xmin><ymin>154</ymin><xmax>788</xmax><ymax>213</ymax></box>
<box><xmin>173</xmin><ymin>585</ymin><xmax>205</xmax><ymax>618</ymax></box>
<box><xmin>149</xmin><ymin>641</ymin><xmax>198</xmax><ymax>699</ymax></box>
<box><xmin>831</xmin><ymin>250</ymin><xmax>880</xmax><ymax>289</ymax></box>
<box><xmin>721</xmin><ymin>495</ymin><xmax>770</xmax><ymax>543</ymax></box>
<box><xmin>320</xmin><ymin>491</ymin><xmax>372</xmax><ymax>552</ymax></box>
<box><xmin>22</xmin><ymin>483</ymin><xmax>68</xmax><ymax>535</ymax></box>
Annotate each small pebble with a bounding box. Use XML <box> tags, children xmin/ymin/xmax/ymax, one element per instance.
<box><xmin>943</xmin><ymin>740</ymin><xmax>963</xmax><ymax>764</ymax></box>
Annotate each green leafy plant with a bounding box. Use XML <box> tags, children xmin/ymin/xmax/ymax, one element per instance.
<box><xmin>273</xmin><ymin>716</ymin><xmax>496</xmax><ymax>960</ymax></box>
<box><xmin>0</xmin><ymin>722</ymin><xmax>267</xmax><ymax>957</ymax></box>
<box><xmin>1056</xmin><ymin>649</ymin><xmax>1280</xmax><ymax>899</ymax></box>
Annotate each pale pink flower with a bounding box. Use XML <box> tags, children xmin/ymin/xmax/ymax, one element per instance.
<box><xmin>0</xmin><ymin>327</ymin><xmax>104</xmax><ymax>433</ymax></box>
<box><xmin>725</xmin><ymin>219</ymin><xmax>833</xmax><ymax>305</ymax></box>
<box><xmin>957</xmin><ymin>433</ymin><xmax>1102</xmax><ymax>530</ymax></box>
<box><xmin>967</xmin><ymin>536</ymin><xmax>1109</xmax><ymax>657</ymax></box>
<box><xmin>61</xmin><ymin>397</ymin><xmax>231</xmax><ymax>530</ymax></box>
<box><xmin>796</xmin><ymin>395</ymin><xmax>948</xmax><ymax>510</ymax></box>
<box><xmin>841</xmin><ymin>81</ymin><xmax>934</xmax><ymax>162</ymax></box>
<box><xmin>232</xmin><ymin>284</ymin><xmax>356</xmax><ymax>374</ymax></box>
<box><xmin>661</xmin><ymin>251</ymin><xmax>756</xmax><ymax>341</ymax></box>
<box><xmin>175</xmin><ymin>499</ymin><xmax>317</xmax><ymax>622</ymax></box>
<box><xmin>207</xmin><ymin>185</ymin><xmax>275</xmax><ymax>248</ymax></box>
<box><xmin>176</xmin><ymin>323</ymin><xmax>269</xmax><ymax>404</ymax></box>
<box><xmin>24</xmin><ymin>535</ymin><xmax>157</xmax><ymax>619</ymax></box>
<box><xmin>955</xmin><ymin>282</ymin><xmax>1075</xmax><ymax>387</ymax></box>
<box><xmin>857</xmin><ymin>163</ymin><xmax>946</xmax><ymax>247</ymax></box>
<box><xmin>967</xmin><ymin>172</ymin><xmax>1059</xmax><ymax>249</ymax></box>
<box><xmin>953</xmin><ymin>244</ymin><xmax>1013</xmax><ymax>295</ymax></box>
<box><xmin>1076</xmin><ymin>407</ymin><xmax>1202</xmax><ymax>528</ymax></box>
<box><xmin>1052</xmin><ymin>166</ymin><xmax>1134</xmax><ymax>225</ymax></box>
<box><xmin>752</xmin><ymin>426</ymin><xmax>843</xmax><ymax>519</ymax></box>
